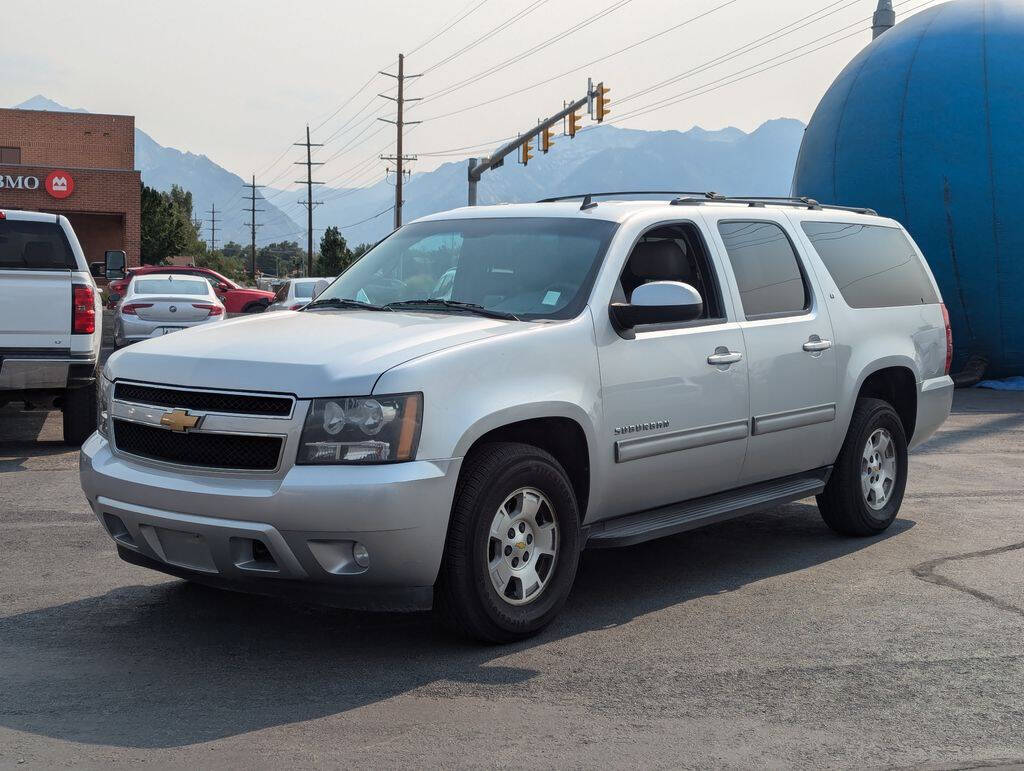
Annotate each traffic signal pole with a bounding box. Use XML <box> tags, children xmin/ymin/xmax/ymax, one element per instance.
<box><xmin>467</xmin><ymin>81</ymin><xmax>604</xmax><ymax>206</ymax></box>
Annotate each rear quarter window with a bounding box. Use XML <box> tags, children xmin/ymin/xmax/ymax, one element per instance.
<box><xmin>800</xmin><ymin>221</ymin><xmax>938</xmax><ymax>308</ymax></box>
<box><xmin>0</xmin><ymin>220</ymin><xmax>76</xmax><ymax>270</ymax></box>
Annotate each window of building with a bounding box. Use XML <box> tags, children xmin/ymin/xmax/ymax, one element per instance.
<box><xmin>801</xmin><ymin>221</ymin><xmax>939</xmax><ymax>308</ymax></box>
<box><xmin>717</xmin><ymin>221</ymin><xmax>809</xmax><ymax>319</ymax></box>
<box><xmin>0</xmin><ymin>147</ymin><xmax>22</xmax><ymax>164</ymax></box>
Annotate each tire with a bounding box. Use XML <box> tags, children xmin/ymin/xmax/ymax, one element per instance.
<box><xmin>817</xmin><ymin>397</ymin><xmax>908</xmax><ymax>536</ymax></box>
<box><xmin>243</xmin><ymin>301</ymin><xmax>268</xmax><ymax>314</ymax></box>
<box><xmin>62</xmin><ymin>379</ymin><xmax>98</xmax><ymax>446</ymax></box>
<box><xmin>435</xmin><ymin>442</ymin><xmax>582</xmax><ymax>643</ymax></box>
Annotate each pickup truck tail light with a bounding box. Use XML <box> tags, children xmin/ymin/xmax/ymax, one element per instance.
<box><xmin>120</xmin><ymin>303</ymin><xmax>153</xmax><ymax>315</ymax></box>
<box><xmin>289</xmin><ymin>303</ymin><xmax>306</xmax><ymax>311</ymax></box>
<box><xmin>192</xmin><ymin>303</ymin><xmax>224</xmax><ymax>317</ymax></box>
<box><xmin>72</xmin><ymin>284</ymin><xmax>96</xmax><ymax>334</ymax></box>
<box><xmin>940</xmin><ymin>303</ymin><xmax>953</xmax><ymax>375</ymax></box>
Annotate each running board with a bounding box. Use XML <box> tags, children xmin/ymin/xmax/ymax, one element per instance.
<box><xmin>585</xmin><ymin>467</ymin><xmax>831</xmax><ymax>549</ymax></box>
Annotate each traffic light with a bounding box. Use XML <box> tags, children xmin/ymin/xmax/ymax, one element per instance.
<box><xmin>568</xmin><ymin>109</ymin><xmax>582</xmax><ymax>138</ymax></box>
<box><xmin>596</xmin><ymin>82</ymin><xmax>611</xmax><ymax>122</ymax></box>
<box><xmin>520</xmin><ymin>136</ymin><xmax>534</xmax><ymax>165</ymax></box>
<box><xmin>541</xmin><ymin>125</ymin><xmax>555</xmax><ymax>153</ymax></box>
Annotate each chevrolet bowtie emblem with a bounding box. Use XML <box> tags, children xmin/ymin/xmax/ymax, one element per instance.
<box><xmin>160</xmin><ymin>409</ymin><xmax>200</xmax><ymax>432</ymax></box>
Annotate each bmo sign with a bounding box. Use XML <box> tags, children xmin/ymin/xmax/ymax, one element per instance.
<box><xmin>0</xmin><ymin>170</ymin><xmax>75</xmax><ymax>199</ymax></box>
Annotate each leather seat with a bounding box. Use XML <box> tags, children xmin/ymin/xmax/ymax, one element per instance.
<box><xmin>622</xmin><ymin>240</ymin><xmax>697</xmax><ymax>298</ymax></box>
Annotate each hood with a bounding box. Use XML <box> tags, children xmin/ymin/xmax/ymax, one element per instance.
<box><xmin>106</xmin><ymin>309</ymin><xmax>524</xmax><ymax>396</ymax></box>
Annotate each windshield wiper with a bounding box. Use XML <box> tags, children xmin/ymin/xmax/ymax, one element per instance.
<box><xmin>384</xmin><ymin>299</ymin><xmax>519</xmax><ymax>321</ymax></box>
<box><xmin>303</xmin><ymin>297</ymin><xmax>389</xmax><ymax>311</ymax></box>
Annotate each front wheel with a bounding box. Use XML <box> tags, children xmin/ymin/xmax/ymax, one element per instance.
<box><xmin>242</xmin><ymin>301</ymin><xmax>268</xmax><ymax>314</ymax></box>
<box><xmin>435</xmin><ymin>442</ymin><xmax>581</xmax><ymax>643</ymax></box>
<box><xmin>817</xmin><ymin>397</ymin><xmax>908</xmax><ymax>536</ymax></box>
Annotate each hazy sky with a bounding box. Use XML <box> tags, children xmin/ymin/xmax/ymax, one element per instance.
<box><xmin>3</xmin><ymin>0</ymin><xmax>938</xmax><ymax>190</ymax></box>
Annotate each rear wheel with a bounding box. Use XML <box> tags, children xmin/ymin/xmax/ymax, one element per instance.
<box><xmin>62</xmin><ymin>380</ymin><xmax>97</xmax><ymax>446</ymax></box>
<box><xmin>817</xmin><ymin>397</ymin><xmax>908</xmax><ymax>536</ymax></box>
<box><xmin>435</xmin><ymin>442</ymin><xmax>581</xmax><ymax>643</ymax></box>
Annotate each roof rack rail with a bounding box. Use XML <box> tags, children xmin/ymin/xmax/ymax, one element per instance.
<box><xmin>670</xmin><ymin>194</ymin><xmax>877</xmax><ymax>216</ymax></box>
<box><xmin>537</xmin><ymin>191</ymin><xmax>710</xmax><ymax>203</ymax></box>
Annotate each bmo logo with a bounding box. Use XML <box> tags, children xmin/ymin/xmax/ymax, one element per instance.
<box><xmin>45</xmin><ymin>170</ymin><xmax>74</xmax><ymax>199</ymax></box>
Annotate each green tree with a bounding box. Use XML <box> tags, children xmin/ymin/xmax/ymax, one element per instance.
<box><xmin>256</xmin><ymin>241</ymin><xmax>304</xmax><ymax>276</ymax></box>
<box><xmin>140</xmin><ymin>184</ymin><xmax>204</xmax><ymax>265</ymax></box>
<box><xmin>315</xmin><ymin>226</ymin><xmax>352</xmax><ymax>276</ymax></box>
<box><xmin>194</xmin><ymin>252</ymin><xmax>247</xmax><ymax>285</ymax></box>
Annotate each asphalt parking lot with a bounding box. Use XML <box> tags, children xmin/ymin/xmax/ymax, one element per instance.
<box><xmin>1</xmin><ymin>385</ymin><xmax>1023</xmax><ymax>768</ymax></box>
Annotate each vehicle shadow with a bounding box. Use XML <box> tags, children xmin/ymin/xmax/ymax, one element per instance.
<box><xmin>0</xmin><ymin>502</ymin><xmax>913</xmax><ymax>749</ymax></box>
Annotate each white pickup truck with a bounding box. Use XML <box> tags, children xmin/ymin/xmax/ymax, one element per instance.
<box><xmin>0</xmin><ymin>209</ymin><xmax>106</xmax><ymax>444</ymax></box>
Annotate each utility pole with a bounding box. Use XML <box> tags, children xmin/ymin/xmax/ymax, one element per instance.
<box><xmin>242</xmin><ymin>175</ymin><xmax>264</xmax><ymax>281</ymax></box>
<box><xmin>379</xmin><ymin>53</ymin><xmax>421</xmax><ymax>230</ymax></box>
<box><xmin>207</xmin><ymin>203</ymin><xmax>221</xmax><ymax>254</ymax></box>
<box><xmin>468</xmin><ymin>80</ymin><xmax>602</xmax><ymax>206</ymax></box>
<box><xmin>295</xmin><ymin>125</ymin><xmax>324</xmax><ymax>277</ymax></box>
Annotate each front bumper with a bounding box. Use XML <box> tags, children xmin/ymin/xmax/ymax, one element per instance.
<box><xmin>80</xmin><ymin>433</ymin><xmax>462</xmax><ymax>610</ymax></box>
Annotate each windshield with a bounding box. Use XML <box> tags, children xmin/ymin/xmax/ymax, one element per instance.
<box><xmin>314</xmin><ymin>217</ymin><xmax>618</xmax><ymax>320</ymax></box>
<box><xmin>133</xmin><ymin>278</ymin><xmax>210</xmax><ymax>296</ymax></box>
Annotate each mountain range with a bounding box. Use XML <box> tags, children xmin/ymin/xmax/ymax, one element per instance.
<box><xmin>267</xmin><ymin>118</ymin><xmax>807</xmax><ymax>245</ymax></box>
<box><xmin>12</xmin><ymin>95</ymin><xmax>805</xmax><ymax>250</ymax></box>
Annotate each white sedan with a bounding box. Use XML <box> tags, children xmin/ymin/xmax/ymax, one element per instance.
<box><xmin>112</xmin><ymin>273</ymin><xmax>225</xmax><ymax>348</ymax></box>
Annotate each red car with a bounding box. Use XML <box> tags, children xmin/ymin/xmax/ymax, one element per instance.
<box><xmin>106</xmin><ymin>266</ymin><xmax>275</xmax><ymax>314</ymax></box>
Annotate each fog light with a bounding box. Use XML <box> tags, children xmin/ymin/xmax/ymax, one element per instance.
<box><xmin>353</xmin><ymin>542</ymin><xmax>370</xmax><ymax>568</ymax></box>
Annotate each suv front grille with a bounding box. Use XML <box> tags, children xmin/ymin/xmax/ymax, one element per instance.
<box><xmin>113</xmin><ymin>419</ymin><xmax>283</xmax><ymax>471</ymax></box>
<box><xmin>114</xmin><ymin>382</ymin><xmax>292</xmax><ymax>417</ymax></box>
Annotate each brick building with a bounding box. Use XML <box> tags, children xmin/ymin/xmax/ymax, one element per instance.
<box><xmin>0</xmin><ymin>108</ymin><xmax>141</xmax><ymax>267</ymax></box>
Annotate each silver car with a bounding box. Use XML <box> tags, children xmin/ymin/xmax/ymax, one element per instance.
<box><xmin>266</xmin><ymin>277</ymin><xmax>330</xmax><ymax>312</ymax></box>
<box><xmin>112</xmin><ymin>273</ymin><xmax>225</xmax><ymax>347</ymax></box>
<box><xmin>82</xmin><ymin>196</ymin><xmax>953</xmax><ymax>643</ymax></box>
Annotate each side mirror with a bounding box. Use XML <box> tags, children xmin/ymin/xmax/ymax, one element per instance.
<box><xmin>610</xmin><ymin>281</ymin><xmax>703</xmax><ymax>330</ymax></box>
<box><xmin>217</xmin><ymin>282</ymin><xmax>231</xmax><ymax>293</ymax></box>
<box><xmin>104</xmin><ymin>250</ymin><xmax>127</xmax><ymax>280</ymax></box>
<box><xmin>89</xmin><ymin>261</ymin><xmax>105</xmax><ymax>278</ymax></box>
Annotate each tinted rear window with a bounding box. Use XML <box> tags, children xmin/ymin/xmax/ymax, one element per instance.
<box><xmin>0</xmin><ymin>219</ymin><xmax>76</xmax><ymax>270</ymax></box>
<box><xmin>717</xmin><ymin>221</ymin><xmax>809</xmax><ymax>318</ymax></box>
<box><xmin>133</xmin><ymin>278</ymin><xmax>209</xmax><ymax>295</ymax></box>
<box><xmin>800</xmin><ymin>222</ymin><xmax>939</xmax><ymax>308</ymax></box>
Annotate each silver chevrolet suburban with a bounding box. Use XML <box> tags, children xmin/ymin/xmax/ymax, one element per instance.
<box><xmin>79</xmin><ymin>194</ymin><xmax>954</xmax><ymax>642</ymax></box>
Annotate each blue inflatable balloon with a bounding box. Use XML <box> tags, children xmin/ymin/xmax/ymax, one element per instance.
<box><xmin>793</xmin><ymin>0</ymin><xmax>1024</xmax><ymax>376</ymax></box>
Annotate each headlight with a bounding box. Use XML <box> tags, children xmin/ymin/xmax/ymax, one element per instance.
<box><xmin>297</xmin><ymin>393</ymin><xmax>422</xmax><ymax>464</ymax></box>
<box><xmin>97</xmin><ymin>375</ymin><xmax>113</xmax><ymax>438</ymax></box>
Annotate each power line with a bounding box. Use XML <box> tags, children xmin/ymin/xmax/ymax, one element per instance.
<box><xmin>612</xmin><ymin>0</ymin><xmax>943</xmax><ymax>124</ymax></box>
<box><xmin>414</xmin><ymin>0</ymin><xmax>741</xmax><ymax>124</ymax></box>
<box><xmin>415</xmin><ymin>0</ymin><xmax>633</xmax><ymax>107</ymax></box>
<box><xmin>407</xmin><ymin>0</ymin><xmax>492</xmax><ymax>56</ymax></box>
<box><xmin>420</xmin><ymin>0</ymin><xmax>551</xmax><ymax>75</ymax></box>
<box><xmin>340</xmin><ymin>205</ymin><xmax>396</xmax><ymax>230</ymax></box>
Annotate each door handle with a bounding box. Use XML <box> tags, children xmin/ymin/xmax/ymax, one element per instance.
<box><xmin>707</xmin><ymin>350</ymin><xmax>743</xmax><ymax>366</ymax></box>
<box><xmin>803</xmin><ymin>337</ymin><xmax>833</xmax><ymax>352</ymax></box>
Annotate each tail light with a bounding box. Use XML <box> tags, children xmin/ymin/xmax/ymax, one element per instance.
<box><xmin>192</xmin><ymin>303</ymin><xmax>224</xmax><ymax>317</ymax></box>
<box><xmin>72</xmin><ymin>284</ymin><xmax>96</xmax><ymax>334</ymax></box>
<box><xmin>120</xmin><ymin>303</ymin><xmax>153</xmax><ymax>315</ymax></box>
<box><xmin>940</xmin><ymin>303</ymin><xmax>953</xmax><ymax>375</ymax></box>
<box><xmin>289</xmin><ymin>303</ymin><xmax>306</xmax><ymax>310</ymax></box>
